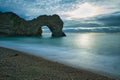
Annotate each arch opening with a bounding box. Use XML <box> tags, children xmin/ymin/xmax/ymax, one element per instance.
<box><xmin>41</xmin><ymin>26</ymin><xmax>51</xmax><ymax>37</ymax></box>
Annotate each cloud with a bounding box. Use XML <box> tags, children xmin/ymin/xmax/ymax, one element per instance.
<box><xmin>63</xmin><ymin>11</ymin><xmax>120</xmax><ymax>28</ymax></box>
<box><xmin>63</xmin><ymin>26</ymin><xmax>120</xmax><ymax>32</ymax></box>
<box><xmin>96</xmin><ymin>12</ymin><xmax>120</xmax><ymax>26</ymax></box>
<box><xmin>0</xmin><ymin>0</ymin><xmax>120</xmax><ymax>21</ymax></box>
<box><xmin>64</xmin><ymin>20</ymin><xmax>101</xmax><ymax>27</ymax></box>
<box><xmin>0</xmin><ymin>0</ymin><xmax>83</xmax><ymax>19</ymax></box>
<box><xmin>59</xmin><ymin>0</ymin><xmax>78</xmax><ymax>4</ymax></box>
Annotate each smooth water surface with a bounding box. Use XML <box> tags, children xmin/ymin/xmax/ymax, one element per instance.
<box><xmin>0</xmin><ymin>33</ymin><xmax>120</xmax><ymax>78</ymax></box>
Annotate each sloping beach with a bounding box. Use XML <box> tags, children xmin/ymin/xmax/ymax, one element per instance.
<box><xmin>0</xmin><ymin>47</ymin><xmax>114</xmax><ymax>80</ymax></box>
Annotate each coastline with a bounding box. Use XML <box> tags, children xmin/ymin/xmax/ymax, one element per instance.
<box><xmin>0</xmin><ymin>47</ymin><xmax>115</xmax><ymax>80</ymax></box>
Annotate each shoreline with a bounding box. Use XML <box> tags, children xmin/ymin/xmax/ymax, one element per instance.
<box><xmin>0</xmin><ymin>47</ymin><xmax>115</xmax><ymax>80</ymax></box>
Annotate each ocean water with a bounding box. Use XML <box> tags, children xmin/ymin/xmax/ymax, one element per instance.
<box><xmin>0</xmin><ymin>33</ymin><xmax>120</xmax><ymax>78</ymax></box>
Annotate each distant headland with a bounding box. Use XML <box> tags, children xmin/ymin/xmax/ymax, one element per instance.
<box><xmin>0</xmin><ymin>12</ymin><xmax>66</xmax><ymax>37</ymax></box>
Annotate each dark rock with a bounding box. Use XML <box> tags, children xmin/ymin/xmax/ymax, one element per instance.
<box><xmin>5</xmin><ymin>74</ymin><xmax>10</xmax><ymax>77</ymax></box>
<box><xmin>14</xmin><ymin>54</ymin><xmax>18</xmax><ymax>56</ymax></box>
<box><xmin>0</xmin><ymin>12</ymin><xmax>66</xmax><ymax>37</ymax></box>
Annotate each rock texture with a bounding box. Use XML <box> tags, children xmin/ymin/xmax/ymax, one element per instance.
<box><xmin>0</xmin><ymin>12</ymin><xmax>66</xmax><ymax>37</ymax></box>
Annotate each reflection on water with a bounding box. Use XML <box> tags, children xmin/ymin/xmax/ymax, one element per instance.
<box><xmin>79</xmin><ymin>34</ymin><xmax>91</xmax><ymax>46</ymax></box>
<box><xmin>0</xmin><ymin>33</ymin><xmax>120</xmax><ymax>78</ymax></box>
<box><xmin>76</xmin><ymin>33</ymin><xmax>94</xmax><ymax>48</ymax></box>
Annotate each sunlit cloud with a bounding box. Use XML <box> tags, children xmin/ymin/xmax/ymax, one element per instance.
<box><xmin>62</xmin><ymin>3</ymin><xmax>101</xmax><ymax>19</ymax></box>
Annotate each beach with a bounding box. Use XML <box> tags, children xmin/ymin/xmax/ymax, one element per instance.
<box><xmin>0</xmin><ymin>47</ymin><xmax>114</xmax><ymax>80</ymax></box>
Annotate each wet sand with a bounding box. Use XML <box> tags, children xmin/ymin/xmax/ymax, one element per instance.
<box><xmin>0</xmin><ymin>47</ymin><xmax>115</xmax><ymax>80</ymax></box>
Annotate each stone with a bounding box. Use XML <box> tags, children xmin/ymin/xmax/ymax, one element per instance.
<box><xmin>0</xmin><ymin>12</ymin><xmax>66</xmax><ymax>37</ymax></box>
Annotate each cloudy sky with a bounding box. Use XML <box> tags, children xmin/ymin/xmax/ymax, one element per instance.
<box><xmin>0</xmin><ymin>0</ymin><xmax>120</xmax><ymax>29</ymax></box>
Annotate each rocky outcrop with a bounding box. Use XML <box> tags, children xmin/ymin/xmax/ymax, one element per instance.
<box><xmin>0</xmin><ymin>12</ymin><xmax>66</xmax><ymax>37</ymax></box>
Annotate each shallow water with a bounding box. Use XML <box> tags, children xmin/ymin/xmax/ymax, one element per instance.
<box><xmin>0</xmin><ymin>33</ymin><xmax>120</xmax><ymax>78</ymax></box>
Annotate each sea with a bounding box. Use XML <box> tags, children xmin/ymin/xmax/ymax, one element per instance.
<box><xmin>0</xmin><ymin>32</ymin><xmax>120</xmax><ymax>78</ymax></box>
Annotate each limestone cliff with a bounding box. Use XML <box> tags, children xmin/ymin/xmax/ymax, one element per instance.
<box><xmin>0</xmin><ymin>12</ymin><xmax>66</xmax><ymax>37</ymax></box>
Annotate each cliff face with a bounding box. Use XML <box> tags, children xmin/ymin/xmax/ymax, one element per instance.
<box><xmin>0</xmin><ymin>12</ymin><xmax>66</xmax><ymax>37</ymax></box>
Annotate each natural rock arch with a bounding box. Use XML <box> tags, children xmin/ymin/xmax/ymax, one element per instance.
<box><xmin>0</xmin><ymin>12</ymin><xmax>66</xmax><ymax>37</ymax></box>
<box><xmin>29</xmin><ymin>14</ymin><xmax>66</xmax><ymax>37</ymax></box>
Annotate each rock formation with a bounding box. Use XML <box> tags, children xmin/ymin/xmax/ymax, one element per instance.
<box><xmin>0</xmin><ymin>12</ymin><xmax>66</xmax><ymax>37</ymax></box>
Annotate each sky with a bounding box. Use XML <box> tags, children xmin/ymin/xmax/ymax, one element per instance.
<box><xmin>0</xmin><ymin>0</ymin><xmax>120</xmax><ymax>31</ymax></box>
